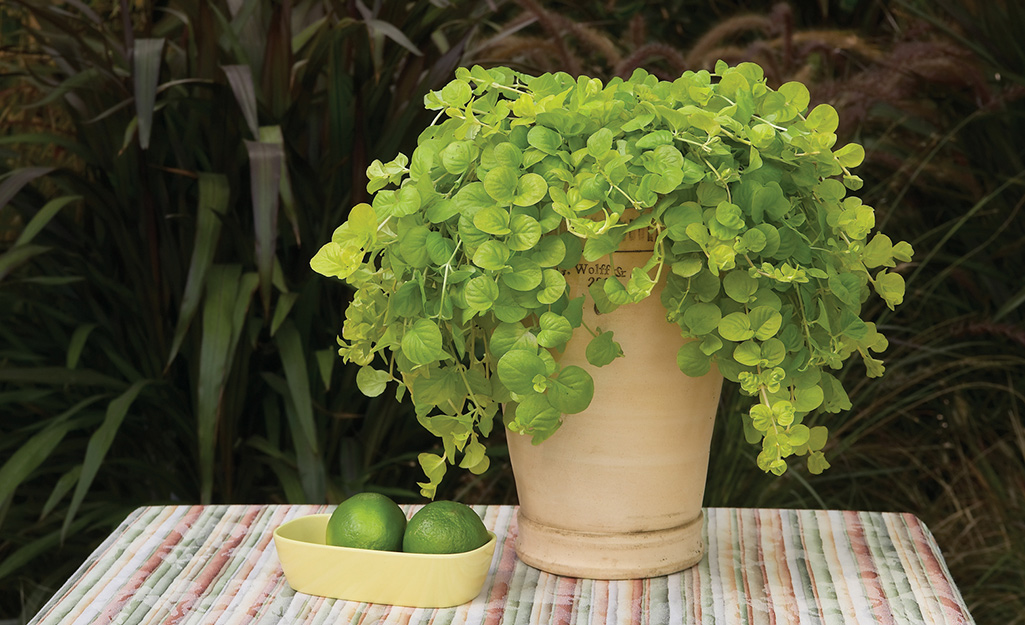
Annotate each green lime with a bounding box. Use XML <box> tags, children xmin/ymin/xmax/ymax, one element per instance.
<box><xmin>402</xmin><ymin>501</ymin><xmax>491</xmax><ymax>554</ymax></box>
<box><xmin>325</xmin><ymin>492</ymin><xmax>407</xmax><ymax>551</ymax></box>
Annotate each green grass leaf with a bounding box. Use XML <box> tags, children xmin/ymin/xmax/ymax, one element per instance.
<box><xmin>0</xmin><ymin>367</ymin><xmax>125</xmax><ymax>388</ymax></box>
<box><xmin>276</xmin><ymin>320</ymin><xmax>325</xmax><ymax>501</ymax></box>
<box><xmin>13</xmin><ymin>195</ymin><xmax>78</xmax><ymax>247</ymax></box>
<box><xmin>246</xmin><ymin>140</ymin><xmax>284</xmax><ymax>314</ymax></box>
<box><xmin>365</xmin><ymin>18</ymin><xmax>423</xmax><ymax>57</ymax></box>
<box><xmin>167</xmin><ymin>173</ymin><xmax>229</xmax><ymax>367</ymax></box>
<box><xmin>0</xmin><ymin>167</ymin><xmax>54</xmax><ymax>209</ymax></box>
<box><xmin>133</xmin><ymin>39</ymin><xmax>165</xmax><ymax>150</ymax></box>
<box><xmin>275</xmin><ymin>321</ymin><xmax>319</xmax><ymax>456</ymax></box>
<box><xmin>0</xmin><ymin>423</ymin><xmax>71</xmax><ymax>524</ymax></box>
<box><xmin>0</xmin><ymin>244</ymin><xmax>50</xmax><ymax>281</ymax></box>
<box><xmin>0</xmin><ymin>512</ymin><xmax>97</xmax><ymax>582</ymax></box>
<box><xmin>63</xmin><ymin>380</ymin><xmax>151</xmax><ymax>538</ymax></box>
<box><xmin>222</xmin><ymin>65</ymin><xmax>260</xmax><ymax>139</ymax></box>
<box><xmin>196</xmin><ymin>265</ymin><xmax>244</xmax><ymax>503</ymax></box>
<box><xmin>66</xmin><ymin>324</ymin><xmax>97</xmax><ymax>370</ymax></box>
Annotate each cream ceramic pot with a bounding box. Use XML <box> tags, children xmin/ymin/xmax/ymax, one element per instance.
<box><xmin>506</xmin><ymin>237</ymin><xmax>723</xmax><ymax>579</ymax></box>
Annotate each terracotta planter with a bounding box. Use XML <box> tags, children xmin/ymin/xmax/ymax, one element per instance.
<box><xmin>506</xmin><ymin>237</ymin><xmax>723</xmax><ymax>579</ymax></box>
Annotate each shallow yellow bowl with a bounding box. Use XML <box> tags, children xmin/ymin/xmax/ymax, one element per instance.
<box><xmin>273</xmin><ymin>514</ymin><xmax>497</xmax><ymax>608</ymax></box>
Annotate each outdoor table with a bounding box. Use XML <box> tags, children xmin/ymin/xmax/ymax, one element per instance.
<box><xmin>26</xmin><ymin>504</ymin><xmax>975</xmax><ymax>625</ymax></box>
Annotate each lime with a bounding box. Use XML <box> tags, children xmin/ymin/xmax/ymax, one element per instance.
<box><xmin>325</xmin><ymin>492</ymin><xmax>407</xmax><ymax>551</ymax></box>
<box><xmin>402</xmin><ymin>501</ymin><xmax>491</xmax><ymax>554</ymax></box>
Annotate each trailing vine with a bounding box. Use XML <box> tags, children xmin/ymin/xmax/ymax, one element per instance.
<box><xmin>312</xmin><ymin>62</ymin><xmax>912</xmax><ymax>497</ymax></box>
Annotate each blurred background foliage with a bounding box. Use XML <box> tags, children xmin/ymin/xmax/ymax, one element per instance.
<box><xmin>1</xmin><ymin>0</ymin><xmax>1022</xmax><ymax>623</ymax></box>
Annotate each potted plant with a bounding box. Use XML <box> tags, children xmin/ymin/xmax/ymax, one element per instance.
<box><xmin>311</xmin><ymin>62</ymin><xmax>913</xmax><ymax>578</ymax></box>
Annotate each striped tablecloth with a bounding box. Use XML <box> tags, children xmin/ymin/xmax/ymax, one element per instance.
<box><xmin>27</xmin><ymin>505</ymin><xmax>974</xmax><ymax>625</ymax></box>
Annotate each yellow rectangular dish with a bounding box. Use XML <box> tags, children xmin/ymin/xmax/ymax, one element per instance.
<box><xmin>273</xmin><ymin>514</ymin><xmax>497</xmax><ymax>608</ymax></box>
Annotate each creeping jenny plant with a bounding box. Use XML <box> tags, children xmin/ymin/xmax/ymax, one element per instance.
<box><xmin>312</xmin><ymin>62</ymin><xmax>913</xmax><ymax>498</ymax></box>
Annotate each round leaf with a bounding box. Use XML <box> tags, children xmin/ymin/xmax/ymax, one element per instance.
<box><xmin>508</xmin><ymin>214</ymin><xmax>542</xmax><ymax>251</ymax></box>
<box><xmin>718</xmin><ymin>312</ymin><xmax>755</xmax><ymax>341</ymax></box>
<box><xmin>411</xmin><ymin>366</ymin><xmax>460</xmax><ymax>407</ymax></box>
<box><xmin>683</xmin><ymin>302</ymin><xmax>722</xmax><ymax>335</ymax></box>
<box><xmin>441</xmin><ymin>79</ymin><xmax>472</xmax><ymax>106</ymax></box>
<box><xmin>484</xmin><ymin>166</ymin><xmax>519</xmax><ymax>204</ymax></box>
<box><xmin>806</xmin><ymin>103</ymin><xmax>839</xmax><ymax>133</ymax></box>
<box><xmin>310</xmin><ymin>242</ymin><xmax>362</xmax><ymax>280</ymax></box>
<box><xmin>356</xmin><ymin>366</ymin><xmax>391</xmax><ymax>397</ymax></box>
<box><xmin>723</xmin><ymin>270</ymin><xmax>758</xmax><ymax>303</ymax></box>
<box><xmin>489</xmin><ymin>322</ymin><xmax>536</xmax><ymax>359</ymax></box>
<box><xmin>392</xmin><ymin>186</ymin><xmax>422</xmax><ymax>217</ymax></box>
<box><xmin>441</xmin><ymin>141</ymin><xmax>472</xmax><ymax>174</ymax></box>
<box><xmin>493</xmin><ymin>142</ymin><xmax>523</xmax><ymax>168</ymax></box>
<box><xmin>788</xmin><ymin>424</ymin><xmax>811</xmax><ymax>447</ymax></box>
<box><xmin>465</xmin><ymin>275</ymin><xmax>499</xmax><ymax>311</ymax></box>
<box><xmin>391</xmin><ymin>281</ymin><xmax>424</xmax><ymax>317</ymax></box>
<box><xmin>472</xmin><ymin>240</ymin><xmax>511</xmax><ymax>270</ymax></box>
<box><xmin>513</xmin><ymin>394</ymin><xmax>561</xmax><ymax>441</ymax></box>
<box><xmin>493</xmin><ymin>288</ymin><xmax>529</xmax><ymax>322</ymax></box>
<box><xmin>548</xmin><ymin>366</ymin><xmax>594</xmax><ymax>414</ymax></box>
<box><xmin>677</xmin><ymin>341</ymin><xmax>712</xmax><ymax>377</ymax></box>
<box><xmin>733</xmin><ymin>341</ymin><xmax>763</xmax><ymax>367</ymax></box>
<box><xmin>761</xmin><ymin>338</ymin><xmax>786</xmax><ymax>366</ymax></box>
<box><xmin>401</xmin><ymin>319</ymin><xmax>444</xmax><ymax>365</ymax></box>
<box><xmin>527</xmin><ymin>126</ymin><xmax>562</xmax><ymax>154</ymax></box>
<box><xmin>532</xmin><ymin>236</ymin><xmax>567</xmax><ymax>267</ymax></box>
<box><xmin>497</xmin><ymin>349</ymin><xmax>548</xmax><ymax>395</ymax></box>
<box><xmin>794</xmin><ymin>385</ymin><xmax>825</xmax><ymax>412</ymax></box>
<box><xmin>473</xmin><ymin>205</ymin><xmax>512</xmax><ymax>235</ymax></box>
<box><xmin>537</xmin><ymin>269</ymin><xmax>567</xmax><ymax>304</ymax></box>
<box><xmin>398</xmin><ymin>225</ymin><xmax>430</xmax><ymax>268</ymax></box>
<box><xmin>715</xmin><ymin>201</ymin><xmax>745</xmax><ymax>230</ymax></box>
<box><xmin>425</xmin><ymin>232</ymin><xmax>455</xmax><ymax>265</ymax></box>
<box><xmin>501</xmin><ymin>256</ymin><xmax>542</xmax><ymax>291</ymax></box>
<box><xmin>587</xmin><ymin>127</ymin><xmax>613</xmax><ymax>158</ymax></box>
<box><xmin>778</xmin><ymin>81</ymin><xmax>810</xmax><ymax>112</ymax></box>
<box><xmin>586</xmin><ymin>330</ymin><xmax>623</xmax><ymax>367</ymax></box>
<box><xmin>749</xmin><ymin>306</ymin><xmax>783</xmax><ymax>340</ymax></box>
<box><xmin>410</xmin><ymin>145</ymin><xmax>436</xmax><ymax>181</ymax></box>
<box><xmin>537</xmin><ymin>312</ymin><xmax>573</xmax><ymax>348</ymax></box>
<box><xmin>834</xmin><ymin>143</ymin><xmax>865</xmax><ymax>168</ymax></box>
<box><xmin>513</xmin><ymin>173</ymin><xmax>548</xmax><ymax>206</ymax></box>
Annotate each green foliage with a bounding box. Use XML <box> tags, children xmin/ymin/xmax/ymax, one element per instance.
<box><xmin>0</xmin><ymin>0</ymin><xmax>495</xmax><ymax>619</ymax></box>
<box><xmin>4</xmin><ymin>1</ymin><xmax>1021</xmax><ymax>622</ymax></box>
<box><xmin>312</xmin><ymin>60</ymin><xmax>912</xmax><ymax>497</ymax></box>
<box><xmin>693</xmin><ymin>3</ymin><xmax>1025</xmax><ymax>623</ymax></box>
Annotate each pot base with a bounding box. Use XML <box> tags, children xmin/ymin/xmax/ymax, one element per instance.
<box><xmin>514</xmin><ymin>508</ymin><xmax>705</xmax><ymax>579</ymax></box>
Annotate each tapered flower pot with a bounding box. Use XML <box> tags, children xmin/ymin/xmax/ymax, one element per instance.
<box><xmin>506</xmin><ymin>237</ymin><xmax>723</xmax><ymax>579</ymax></box>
